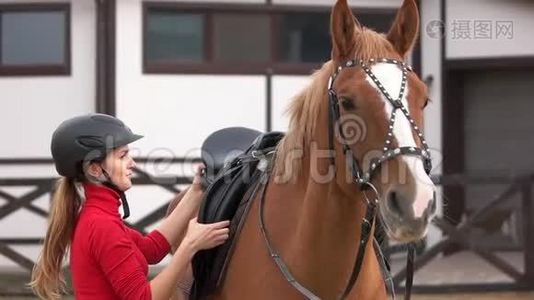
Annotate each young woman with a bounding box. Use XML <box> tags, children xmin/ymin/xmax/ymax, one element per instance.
<box><xmin>30</xmin><ymin>113</ymin><xmax>229</xmax><ymax>299</ymax></box>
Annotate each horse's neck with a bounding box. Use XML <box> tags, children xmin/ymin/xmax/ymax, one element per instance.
<box><xmin>266</xmin><ymin>150</ymin><xmax>376</xmax><ymax>297</ymax></box>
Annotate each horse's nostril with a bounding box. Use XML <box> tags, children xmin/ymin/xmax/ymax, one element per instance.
<box><xmin>388</xmin><ymin>191</ymin><xmax>403</xmax><ymax>216</ymax></box>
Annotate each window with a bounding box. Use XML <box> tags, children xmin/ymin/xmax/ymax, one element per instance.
<box><xmin>0</xmin><ymin>4</ymin><xmax>70</xmax><ymax>76</ymax></box>
<box><xmin>144</xmin><ymin>7</ymin><xmax>274</xmax><ymax>73</ymax></box>
<box><xmin>146</xmin><ymin>12</ymin><xmax>204</xmax><ymax>63</ymax></box>
<box><xmin>276</xmin><ymin>12</ymin><xmax>331</xmax><ymax>64</ymax></box>
<box><xmin>212</xmin><ymin>14</ymin><xmax>270</xmax><ymax>63</ymax></box>
<box><xmin>143</xmin><ymin>3</ymin><xmax>397</xmax><ymax>75</ymax></box>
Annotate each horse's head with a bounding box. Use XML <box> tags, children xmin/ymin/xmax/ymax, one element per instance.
<box><xmin>329</xmin><ymin>0</ymin><xmax>436</xmax><ymax>242</ymax></box>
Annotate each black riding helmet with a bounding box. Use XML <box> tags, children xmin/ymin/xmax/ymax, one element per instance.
<box><xmin>51</xmin><ymin>113</ymin><xmax>143</xmax><ymax>219</ymax></box>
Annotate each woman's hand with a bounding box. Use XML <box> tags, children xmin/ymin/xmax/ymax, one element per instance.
<box><xmin>182</xmin><ymin>218</ymin><xmax>230</xmax><ymax>252</ymax></box>
<box><xmin>182</xmin><ymin>164</ymin><xmax>204</xmax><ymax>204</ymax></box>
<box><xmin>191</xmin><ymin>164</ymin><xmax>204</xmax><ymax>187</ymax></box>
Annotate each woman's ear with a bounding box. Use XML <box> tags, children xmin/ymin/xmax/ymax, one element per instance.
<box><xmin>85</xmin><ymin>161</ymin><xmax>103</xmax><ymax>178</ymax></box>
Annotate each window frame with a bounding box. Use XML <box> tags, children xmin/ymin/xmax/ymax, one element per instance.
<box><xmin>142</xmin><ymin>2</ymin><xmax>397</xmax><ymax>75</ymax></box>
<box><xmin>0</xmin><ymin>3</ymin><xmax>71</xmax><ymax>76</ymax></box>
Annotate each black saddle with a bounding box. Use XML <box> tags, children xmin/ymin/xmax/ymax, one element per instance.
<box><xmin>200</xmin><ymin>127</ymin><xmax>262</xmax><ymax>188</ymax></box>
<box><xmin>191</xmin><ymin>127</ymin><xmax>284</xmax><ymax>300</ymax></box>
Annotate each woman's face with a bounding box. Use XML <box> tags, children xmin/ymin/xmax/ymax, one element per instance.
<box><xmin>101</xmin><ymin>145</ymin><xmax>136</xmax><ymax>191</ymax></box>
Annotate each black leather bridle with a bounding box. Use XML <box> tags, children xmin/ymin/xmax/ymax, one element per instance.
<box><xmin>257</xmin><ymin>58</ymin><xmax>433</xmax><ymax>300</ymax></box>
<box><xmin>328</xmin><ymin>57</ymin><xmax>432</xmax><ymax>186</ymax></box>
<box><xmin>327</xmin><ymin>58</ymin><xmax>433</xmax><ymax>300</ymax></box>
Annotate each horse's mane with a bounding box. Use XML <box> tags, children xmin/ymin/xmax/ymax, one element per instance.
<box><xmin>273</xmin><ymin>28</ymin><xmax>398</xmax><ymax>181</ymax></box>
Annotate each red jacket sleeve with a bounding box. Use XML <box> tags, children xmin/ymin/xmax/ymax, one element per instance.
<box><xmin>89</xmin><ymin>219</ymin><xmax>152</xmax><ymax>300</ymax></box>
<box><xmin>127</xmin><ymin>228</ymin><xmax>171</xmax><ymax>264</ymax></box>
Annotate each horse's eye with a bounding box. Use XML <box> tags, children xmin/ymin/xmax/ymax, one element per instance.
<box><xmin>340</xmin><ymin>97</ymin><xmax>357</xmax><ymax>110</ymax></box>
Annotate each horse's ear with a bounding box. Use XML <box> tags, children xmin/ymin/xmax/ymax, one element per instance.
<box><xmin>386</xmin><ymin>0</ymin><xmax>420</xmax><ymax>58</ymax></box>
<box><xmin>331</xmin><ymin>0</ymin><xmax>360</xmax><ymax>61</ymax></box>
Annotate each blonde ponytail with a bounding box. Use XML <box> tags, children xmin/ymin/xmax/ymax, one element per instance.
<box><xmin>29</xmin><ymin>177</ymin><xmax>80</xmax><ymax>299</ymax></box>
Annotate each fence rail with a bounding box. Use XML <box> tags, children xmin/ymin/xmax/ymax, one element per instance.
<box><xmin>391</xmin><ymin>173</ymin><xmax>534</xmax><ymax>293</ymax></box>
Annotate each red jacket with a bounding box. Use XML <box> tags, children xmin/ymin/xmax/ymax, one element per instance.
<box><xmin>70</xmin><ymin>183</ymin><xmax>170</xmax><ymax>299</ymax></box>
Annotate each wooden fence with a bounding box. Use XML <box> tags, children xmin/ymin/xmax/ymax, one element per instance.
<box><xmin>0</xmin><ymin>159</ymin><xmax>532</xmax><ymax>294</ymax></box>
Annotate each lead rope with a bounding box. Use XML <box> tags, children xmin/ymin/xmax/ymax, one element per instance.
<box><xmin>374</xmin><ymin>238</ymin><xmax>396</xmax><ymax>299</ymax></box>
<box><xmin>405</xmin><ymin>246</ymin><xmax>415</xmax><ymax>300</ymax></box>
<box><xmin>339</xmin><ymin>203</ymin><xmax>377</xmax><ymax>299</ymax></box>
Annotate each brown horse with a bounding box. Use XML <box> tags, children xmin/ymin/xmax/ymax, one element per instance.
<box><xmin>167</xmin><ymin>0</ymin><xmax>436</xmax><ymax>299</ymax></box>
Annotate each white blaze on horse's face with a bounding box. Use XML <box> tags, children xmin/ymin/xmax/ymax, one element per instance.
<box><xmin>366</xmin><ymin>63</ymin><xmax>436</xmax><ymax>221</ymax></box>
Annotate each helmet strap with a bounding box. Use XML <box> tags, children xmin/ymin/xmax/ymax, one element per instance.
<box><xmin>101</xmin><ymin>168</ymin><xmax>130</xmax><ymax>220</ymax></box>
